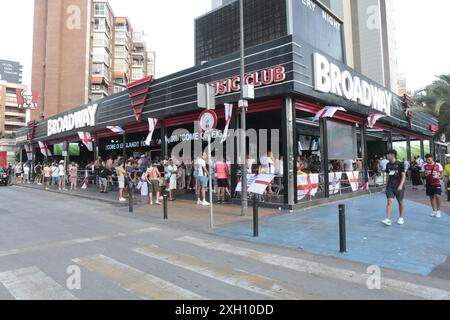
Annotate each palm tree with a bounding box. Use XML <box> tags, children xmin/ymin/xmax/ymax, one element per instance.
<box><xmin>412</xmin><ymin>74</ymin><xmax>450</xmax><ymax>138</ymax></box>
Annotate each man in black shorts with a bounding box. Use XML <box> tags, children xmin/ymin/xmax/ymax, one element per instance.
<box><xmin>382</xmin><ymin>150</ymin><xmax>406</xmax><ymax>227</ymax></box>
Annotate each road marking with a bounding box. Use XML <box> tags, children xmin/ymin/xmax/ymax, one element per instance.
<box><xmin>176</xmin><ymin>236</ymin><xmax>450</xmax><ymax>300</ymax></box>
<box><xmin>0</xmin><ymin>227</ymin><xmax>159</xmax><ymax>258</ymax></box>
<box><xmin>0</xmin><ymin>267</ymin><xmax>77</xmax><ymax>300</ymax></box>
<box><xmin>73</xmin><ymin>254</ymin><xmax>204</xmax><ymax>300</ymax></box>
<box><xmin>133</xmin><ymin>245</ymin><xmax>308</xmax><ymax>300</ymax></box>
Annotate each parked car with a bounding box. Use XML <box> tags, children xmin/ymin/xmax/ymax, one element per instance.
<box><xmin>0</xmin><ymin>168</ymin><xmax>9</xmax><ymax>186</ymax></box>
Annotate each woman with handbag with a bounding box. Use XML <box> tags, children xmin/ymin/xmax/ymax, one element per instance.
<box><xmin>165</xmin><ymin>158</ymin><xmax>178</xmax><ymax>201</ymax></box>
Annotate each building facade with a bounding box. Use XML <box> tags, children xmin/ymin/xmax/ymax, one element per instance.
<box><xmin>326</xmin><ymin>0</ymin><xmax>398</xmax><ymax>92</ymax></box>
<box><xmin>31</xmin><ymin>0</ymin><xmax>154</xmax><ymax>121</ymax></box>
<box><xmin>0</xmin><ymin>60</ymin><xmax>23</xmax><ymax>84</ymax></box>
<box><xmin>0</xmin><ymin>80</ymin><xmax>28</xmax><ymax>163</ymax></box>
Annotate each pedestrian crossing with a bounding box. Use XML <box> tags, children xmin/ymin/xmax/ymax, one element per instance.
<box><xmin>0</xmin><ymin>235</ymin><xmax>449</xmax><ymax>300</ymax></box>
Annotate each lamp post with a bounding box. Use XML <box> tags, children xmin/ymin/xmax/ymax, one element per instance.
<box><xmin>239</xmin><ymin>0</ymin><xmax>248</xmax><ymax>217</ymax></box>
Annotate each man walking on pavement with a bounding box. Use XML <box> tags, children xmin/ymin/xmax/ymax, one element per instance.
<box><xmin>382</xmin><ymin>150</ymin><xmax>407</xmax><ymax>226</ymax></box>
<box><xmin>422</xmin><ymin>154</ymin><xmax>444</xmax><ymax>218</ymax></box>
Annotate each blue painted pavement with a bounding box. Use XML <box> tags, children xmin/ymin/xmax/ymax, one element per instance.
<box><xmin>216</xmin><ymin>194</ymin><xmax>450</xmax><ymax>276</ymax></box>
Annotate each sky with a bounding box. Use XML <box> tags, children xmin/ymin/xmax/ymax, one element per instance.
<box><xmin>0</xmin><ymin>0</ymin><xmax>449</xmax><ymax>92</ymax></box>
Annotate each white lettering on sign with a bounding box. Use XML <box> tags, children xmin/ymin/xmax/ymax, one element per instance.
<box><xmin>301</xmin><ymin>0</ymin><xmax>340</xmax><ymax>31</ymax></box>
<box><xmin>212</xmin><ymin>66</ymin><xmax>287</xmax><ymax>96</ymax></box>
<box><xmin>313</xmin><ymin>53</ymin><xmax>392</xmax><ymax>115</ymax></box>
<box><xmin>47</xmin><ymin>104</ymin><xmax>98</xmax><ymax>137</ymax></box>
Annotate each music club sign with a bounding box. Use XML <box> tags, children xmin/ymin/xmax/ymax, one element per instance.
<box><xmin>211</xmin><ymin>66</ymin><xmax>287</xmax><ymax>96</ymax></box>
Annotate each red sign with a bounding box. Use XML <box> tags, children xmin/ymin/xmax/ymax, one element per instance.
<box><xmin>126</xmin><ymin>76</ymin><xmax>153</xmax><ymax>122</ymax></box>
<box><xmin>212</xmin><ymin>66</ymin><xmax>287</xmax><ymax>96</ymax></box>
<box><xmin>16</xmin><ymin>89</ymin><xmax>39</xmax><ymax>110</ymax></box>
<box><xmin>198</xmin><ymin>110</ymin><xmax>218</xmax><ymax>132</ymax></box>
<box><xmin>0</xmin><ymin>151</ymin><xmax>7</xmax><ymax>169</ymax></box>
<box><xmin>429</xmin><ymin>125</ymin><xmax>440</xmax><ymax>133</ymax></box>
<box><xmin>27</xmin><ymin>120</ymin><xmax>36</xmax><ymax>143</ymax></box>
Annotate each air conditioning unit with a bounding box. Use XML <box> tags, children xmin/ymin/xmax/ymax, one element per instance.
<box><xmin>40</xmin><ymin>112</ymin><xmax>45</xmax><ymax>118</ymax></box>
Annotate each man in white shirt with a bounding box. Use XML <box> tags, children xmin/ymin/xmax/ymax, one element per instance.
<box><xmin>343</xmin><ymin>159</ymin><xmax>355</xmax><ymax>172</ymax></box>
<box><xmin>58</xmin><ymin>160</ymin><xmax>67</xmax><ymax>191</ymax></box>
<box><xmin>379</xmin><ymin>157</ymin><xmax>389</xmax><ymax>172</ymax></box>
<box><xmin>23</xmin><ymin>164</ymin><xmax>30</xmax><ymax>184</ymax></box>
<box><xmin>195</xmin><ymin>155</ymin><xmax>210</xmax><ymax>206</ymax></box>
<box><xmin>259</xmin><ymin>152</ymin><xmax>275</xmax><ymax>174</ymax></box>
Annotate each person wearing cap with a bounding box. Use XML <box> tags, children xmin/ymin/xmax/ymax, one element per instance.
<box><xmin>444</xmin><ymin>155</ymin><xmax>450</xmax><ymax>202</ymax></box>
<box><xmin>58</xmin><ymin>160</ymin><xmax>67</xmax><ymax>191</ymax></box>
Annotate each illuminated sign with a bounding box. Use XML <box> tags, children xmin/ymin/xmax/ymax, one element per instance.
<box><xmin>47</xmin><ymin>104</ymin><xmax>98</xmax><ymax>137</ymax></box>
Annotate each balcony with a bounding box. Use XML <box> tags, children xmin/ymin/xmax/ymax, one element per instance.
<box><xmin>5</xmin><ymin>120</ymin><xmax>26</xmax><ymax>127</ymax></box>
<box><xmin>5</xmin><ymin>111</ymin><xmax>26</xmax><ymax>118</ymax></box>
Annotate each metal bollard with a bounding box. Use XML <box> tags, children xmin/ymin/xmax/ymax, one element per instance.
<box><xmin>163</xmin><ymin>194</ymin><xmax>168</xmax><ymax>220</ymax></box>
<box><xmin>339</xmin><ymin>204</ymin><xmax>347</xmax><ymax>253</ymax></box>
<box><xmin>128</xmin><ymin>186</ymin><xmax>133</xmax><ymax>213</ymax></box>
<box><xmin>253</xmin><ymin>194</ymin><xmax>259</xmax><ymax>237</ymax></box>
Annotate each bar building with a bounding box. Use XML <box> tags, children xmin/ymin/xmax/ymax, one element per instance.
<box><xmin>18</xmin><ymin>0</ymin><xmax>445</xmax><ymax>209</ymax></box>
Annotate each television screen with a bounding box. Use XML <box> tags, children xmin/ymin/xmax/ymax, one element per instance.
<box><xmin>53</xmin><ymin>143</ymin><xmax>80</xmax><ymax>156</ymax></box>
<box><xmin>327</xmin><ymin>121</ymin><xmax>356</xmax><ymax>160</ymax></box>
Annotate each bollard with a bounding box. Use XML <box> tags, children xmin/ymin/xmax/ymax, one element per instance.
<box><xmin>339</xmin><ymin>204</ymin><xmax>347</xmax><ymax>253</ymax></box>
<box><xmin>128</xmin><ymin>186</ymin><xmax>133</xmax><ymax>213</ymax></box>
<box><xmin>163</xmin><ymin>194</ymin><xmax>168</xmax><ymax>220</ymax></box>
<box><xmin>253</xmin><ymin>194</ymin><xmax>259</xmax><ymax>237</ymax></box>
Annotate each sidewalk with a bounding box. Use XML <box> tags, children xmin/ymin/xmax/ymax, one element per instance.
<box><xmin>215</xmin><ymin>187</ymin><xmax>450</xmax><ymax>277</ymax></box>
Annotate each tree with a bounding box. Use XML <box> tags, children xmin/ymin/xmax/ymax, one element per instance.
<box><xmin>412</xmin><ymin>74</ymin><xmax>450</xmax><ymax>139</ymax></box>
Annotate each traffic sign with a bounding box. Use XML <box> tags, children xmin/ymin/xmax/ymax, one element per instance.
<box><xmin>198</xmin><ymin>109</ymin><xmax>218</xmax><ymax>132</ymax></box>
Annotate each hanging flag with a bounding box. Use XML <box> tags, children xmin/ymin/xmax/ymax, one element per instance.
<box><xmin>346</xmin><ymin>171</ymin><xmax>360</xmax><ymax>192</ymax></box>
<box><xmin>235</xmin><ymin>174</ymin><xmax>256</xmax><ymax>193</ymax></box>
<box><xmin>329</xmin><ymin>172</ymin><xmax>342</xmax><ymax>195</ymax></box>
<box><xmin>81</xmin><ymin>170</ymin><xmax>89</xmax><ymax>190</ymax></box>
<box><xmin>78</xmin><ymin>132</ymin><xmax>93</xmax><ymax>152</ymax></box>
<box><xmin>297</xmin><ymin>174</ymin><xmax>320</xmax><ymax>200</ymax></box>
<box><xmin>145</xmin><ymin>118</ymin><xmax>158</xmax><ymax>146</ymax></box>
<box><xmin>313</xmin><ymin>106</ymin><xmax>347</xmax><ymax>122</ymax></box>
<box><xmin>38</xmin><ymin>141</ymin><xmax>52</xmax><ymax>157</ymax></box>
<box><xmin>367</xmin><ymin>114</ymin><xmax>386</xmax><ymax>128</ymax></box>
<box><xmin>24</xmin><ymin>145</ymin><xmax>33</xmax><ymax>161</ymax></box>
<box><xmin>107</xmin><ymin>126</ymin><xmax>125</xmax><ymax>135</ymax></box>
<box><xmin>221</xmin><ymin>103</ymin><xmax>234</xmax><ymax>144</ymax></box>
<box><xmin>247</xmin><ymin>174</ymin><xmax>275</xmax><ymax>195</ymax></box>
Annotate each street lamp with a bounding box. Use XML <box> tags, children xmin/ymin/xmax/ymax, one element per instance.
<box><xmin>239</xmin><ymin>0</ymin><xmax>248</xmax><ymax>216</ymax></box>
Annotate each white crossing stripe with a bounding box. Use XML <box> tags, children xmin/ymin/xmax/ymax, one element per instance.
<box><xmin>0</xmin><ymin>227</ymin><xmax>159</xmax><ymax>258</ymax></box>
<box><xmin>0</xmin><ymin>267</ymin><xmax>77</xmax><ymax>300</ymax></box>
<box><xmin>73</xmin><ymin>254</ymin><xmax>205</xmax><ymax>300</ymax></box>
<box><xmin>133</xmin><ymin>245</ymin><xmax>308</xmax><ymax>300</ymax></box>
<box><xmin>176</xmin><ymin>236</ymin><xmax>450</xmax><ymax>300</ymax></box>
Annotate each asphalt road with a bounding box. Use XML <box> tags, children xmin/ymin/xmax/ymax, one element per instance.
<box><xmin>0</xmin><ymin>186</ymin><xmax>449</xmax><ymax>300</ymax></box>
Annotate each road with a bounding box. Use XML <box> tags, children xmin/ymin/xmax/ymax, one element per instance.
<box><xmin>0</xmin><ymin>186</ymin><xmax>449</xmax><ymax>300</ymax></box>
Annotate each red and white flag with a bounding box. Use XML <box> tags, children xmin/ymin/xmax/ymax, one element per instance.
<box><xmin>367</xmin><ymin>114</ymin><xmax>386</xmax><ymax>128</ymax></box>
<box><xmin>313</xmin><ymin>106</ymin><xmax>347</xmax><ymax>122</ymax></box>
<box><xmin>78</xmin><ymin>132</ymin><xmax>93</xmax><ymax>152</ymax></box>
<box><xmin>221</xmin><ymin>103</ymin><xmax>234</xmax><ymax>144</ymax></box>
<box><xmin>24</xmin><ymin>144</ymin><xmax>33</xmax><ymax>161</ymax></box>
<box><xmin>361</xmin><ymin>182</ymin><xmax>369</xmax><ymax>191</ymax></box>
<box><xmin>329</xmin><ymin>172</ymin><xmax>342</xmax><ymax>195</ymax></box>
<box><xmin>346</xmin><ymin>171</ymin><xmax>360</xmax><ymax>192</ymax></box>
<box><xmin>145</xmin><ymin>118</ymin><xmax>158</xmax><ymax>146</ymax></box>
<box><xmin>107</xmin><ymin>126</ymin><xmax>125</xmax><ymax>135</ymax></box>
<box><xmin>38</xmin><ymin>141</ymin><xmax>52</xmax><ymax>157</ymax></box>
<box><xmin>247</xmin><ymin>174</ymin><xmax>275</xmax><ymax>195</ymax></box>
<box><xmin>297</xmin><ymin>174</ymin><xmax>320</xmax><ymax>200</ymax></box>
<box><xmin>81</xmin><ymin>170</ymin><xmax>89</xmax><ymax>190</ymax></box>
<box><xmin>235</xmin><ymin>174</ymin><xmax>256</xmax><ymax>193</ymax></box>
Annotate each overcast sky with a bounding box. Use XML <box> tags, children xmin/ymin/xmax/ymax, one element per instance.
<box><xmin>0</xmin><ymin>0</ymin><xmax>449</xmax><ymax>92</ymax></box>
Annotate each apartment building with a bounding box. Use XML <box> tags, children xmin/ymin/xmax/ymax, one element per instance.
<box><xmin>31</xmin><ymin>0</ymin><xmax>154</xmax><ymax>121</ymax></box>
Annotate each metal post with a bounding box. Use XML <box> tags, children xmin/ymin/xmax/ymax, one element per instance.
<box><xmin>207</xmin><ymin>132</ymin><xmax>214</xmax><ymax>229</ymax></box>
<box><xmin>163</xmin><ymin>193</ymin><xmax>168</xmax><ymax>220</ymax></box>
<box><xmin>321</xmin><ymin>118</ymin><xmax>330</xmax><ymax>198</ymax></box>
<box><xmin>122</xmin><ymin>132</ymin><xmax>127</xmax><ymax>160</ymax></box>
<box><xmin>253</xmin><ymin>194</ymin><xmax>259</xmax><ymax>237</ymax></box>
<box><xmin>239</xmin><ymin>0</ymin><xmax>248</xmax><ymax>217</ymax></box>
<box><xmin>361</xmin><ymin>126</ymin><xmax>369</xmax><ymax>187</ymax></box>
<box><xmin>420</xmin><ymin>140</ymin><xmax>425</xmax><ymax>159</ymax></box>
<box><xmin>129</xmin><ymin>185</ymin><xmax>133</xmax><ymax>213</ymax></box>
<box><xmin>339</xmin><ymin>204</ymin><xmax>347</xmax><ymax>253</ymax></box>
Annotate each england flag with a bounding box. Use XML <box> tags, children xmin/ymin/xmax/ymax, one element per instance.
<box><xmin>367</xmin><ymin>114</ymin><xmax>386</xmax><ymax>128</ymax></box>
<box><xmin>38</xmin><ymin>141</ymin><xmax>52</xmax><ymax>157</ymax></box>
<box><xmin>313</xmin><ymin>106</ymin><xmax>347</xmax><ymax>122</ymax></box>
<box><xmin>78</xmin><ymin>132</ymin><xmax>93</xmax><ymax>152</ymax></box>
<box><xmin>107</xmin><ymin>126</ymin><xmax>125</xmax><ymax>135</ymax></box>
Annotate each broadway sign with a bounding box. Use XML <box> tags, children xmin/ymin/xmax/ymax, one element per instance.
<box><xmin>47</xmin><ymin>104</ymin><xmax>98</xmax><ymax>137</ymax></box>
